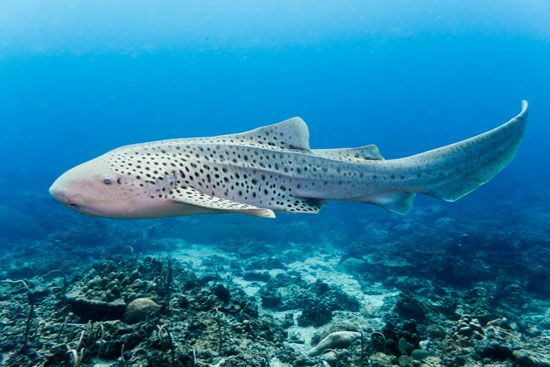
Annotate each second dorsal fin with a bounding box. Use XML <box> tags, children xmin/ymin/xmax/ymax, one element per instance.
<box><xmin>313</xmin><ymin>145</ymin><xmax>384</xmax><ymax>162</ymax></box>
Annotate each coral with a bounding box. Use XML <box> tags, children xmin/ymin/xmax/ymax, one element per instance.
<box><xmin>259</xmin><ymin>276</ymin><xmax>359</xmax><ymax>327</ymax></box>
<box><xmin>512</xmin><ymin>349</ymin><xmax>550</xmax><ymax>367</ymax></box>
<box><xmin>243</xmin><ymin>271</ymin><xmax>272</xmax><ymax>282</ymax></box>
<box><xmin>394</xmin><ymin>292</ymin><xmax>427</xmax><ymax>322</ymax></box>
<box><xmin>473</xmin><ymin>318</ymin><xmax>518</xmax><ymax>362</ymax></box>
<box><xmin>369</xmin><ymin>352</ymin><xmax>398</xmax><ymax>367</ymax></box>
<box><xmin>297</xmin><ymin>299</ymin><xmax>333</xmax><ymax>327</ymax></box>
<box><xmin>410</xmin><ymin>348</ymin><xmax>433</xmax><ymax>360</ymax></box>
<box><xmin>244</xmin><ymin>256</ymin><xmax>286</xmax><ymax>270</ymax></box>
<box><xmin>67</xmin><ymin>296</ymin><xmax>126</xmax><ymax>322</ymax></box>
<box><xmin>379</xmin><ymin>319</ymin><xmax>421</xmax><ymax>357</ymax></box>
<box><xmin>441</xmin><ymin>316</ymin><xmax>550</xmax><ymax>366</ymax></box>
<box><xmin>421</xmin><ymin>356</ymin><xmax>444</xmax><ymax>366</ymax></box>
<box><xmin>307</xmin><ymin>331</ymin><xmax>362</xmax><ymax>357</ymax></box>
<box><xmin>0</xmin><ymin>184</ymin><xmax>549</xmax><ymax>367</ymax></box>
<box><xmin>124</xmin><ymin>298</ymin><xmax>161</xmax><ymax>324</ymax></box>
<box><xmin>0</xmin><ymin>279</ymin><xmax>35</xmax><ymax>349</ymax></box>
<box><xmin>213</xmin><ymin>284</ymin><xmax>231</xmax><ymax>304</ymax></box>
<box><xmin>443</xmin><ymin>315</ymin><xmax>484</xmax><ymax>353</ymax></box>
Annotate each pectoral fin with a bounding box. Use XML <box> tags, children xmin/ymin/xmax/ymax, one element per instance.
<box><xmin>169</xmin><ymin>187</ymin><xmax>276</xmax><ymax>218</ymax></box>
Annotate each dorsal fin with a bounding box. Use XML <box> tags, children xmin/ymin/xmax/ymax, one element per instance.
<box><xmin>313</xmin><ymin>145</ymin><xmax>384</xmax><ymax>162</ymax></box>
<box><xmin>228</xmin><ymin>117</ymin><xmax>310</xmax><ymax>150</ymax></box>
<box><xmin>128</xmin><ymin>117</ymin><xmax>310</xmax><ymax>152</ymax></box>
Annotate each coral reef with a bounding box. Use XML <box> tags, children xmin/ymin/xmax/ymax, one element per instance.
<box><xmin>0</xmin><ymin>182</ymin><xmax>548</xmax><ymax>366</ymax></box>
<box><xmin>259</xmin><ymin>276</ymin><xmax>360</xmax><ymax>327</ymax></box>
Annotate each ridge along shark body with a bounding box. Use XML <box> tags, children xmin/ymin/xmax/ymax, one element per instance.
<box><xmin>50</xmin><ymin>101</ymin><xmax>528</xmax><ymax>219</ymax></box>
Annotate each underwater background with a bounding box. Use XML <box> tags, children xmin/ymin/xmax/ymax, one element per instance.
<box><xmin>0</xmin><ymin>1</ymin><xmax>548</xmax><ymax>366</ymax></box>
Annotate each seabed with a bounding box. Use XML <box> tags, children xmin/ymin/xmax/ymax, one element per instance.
<box><xmin>0</xmin><ymin>185</ymin><xmax>548</xmax><ymax>367</ymax></box>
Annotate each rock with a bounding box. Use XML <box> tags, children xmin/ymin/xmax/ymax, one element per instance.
<box><xmin>339</xmin><ymin>257</ymin><xmax>366</xmax><ymax>273</ymax></box>
<box><xmin>445</xmin><ymin>315</ymin><xmax>485</xmax><ymax>350</ymax></box>
<box><xmin>298</xmin><ymin>300</ymin><xmax>333</xmax><ymax>327</ymax></box>
<box><xmin>422</xmin><ymin>356</ymin><xmax>445</xmax><ymax>367</ymax></box>
<box><xmin>380</xmin><ymin>319</ymin><xmax>420</xmax><ymax>356</ymax></box>
<box><xmin>395</xmin><ymin>293</ymin><xmax>426</xmax><ymax>322</ymax></box>
<box><xmin>124</xmin><ymin>297</ymin><xmax>161</xmax><ymax>324</ymax></box>
<box><xmin>473</xmin><ymin>317</ymin><xmax>520</xmax><ymax>361</ymax></box>
<box><xmin>426</xmin><ymin>324</ymin><xmax>446</xmax><ymax>339</ymax></box>
<box><xmin>213</xmin><ymin>284</ymin><xmax>231</xmax><ymax>303</ymax></box>
<box><xmin>308</xmin><ymin>331</ymin><xmax>362</xmax><ymax>357</ymax></box>
<box><xmin>259</xmin><ymin>288</ymin><xmax>281</xmax><ymax>308</ymax></box>
<box><xmin>282</xmin><ymin>312</ymin><xmax>294</xmax><ymax>328</ymax></box>
<box><xmin>456</xmin><ymin>317</ymin><xmax>483</xmax><ymax>338</ymax></box>
<box><xmin>411</xmin><ymin>349</ymin><xmax>433</xmax><ymax>360</ymax></box>
<box><xmin>245</xmin><ymin>256</ymin><xmax>286</xmax><ymax>270</ymax></box>
<box><xmin>243</xmin><ymin>271</ymin><xmax>271</xmax><ymax>282</ymax></box>
<box><xmin>368</xmin><ymin>352</ymin><xmax>398</xmax><ymax>367</ymax></box>
<box><xmin>477</xmin><ymin>343</ymin><xmax>513</xmax><ymax>361</ymax></box>
<box><xmin>398</xmin><ymin>337</ymin><xmax>415</xmax><ymax>355</ymax></box>
<box><xmin>67</xmin><ymin>295</ymin><xmax>126</xmax><ymax>322</ymax></box>
<box><xmin>513</xmin><ymin>350</ymin><xmax>550</xmax><ymax>367</ymax></box>
<box><xmin>398</xmin><ymin>355</ymin><xmax>414</xmax><ymax>367</ymax></box>
<box><xmin>322</xmin><ymin>350</ymin><xmax>339</xmax><ymax>366</ymax></box>
<box><xmin>269</xmin><ymin>357</ymin><xmax>293</xmax><ymax>367</ymax></box>
<box><xmin>220</xmin><ymin>354</ymin><xmax>271</xmax><ymax>366</ymax></box>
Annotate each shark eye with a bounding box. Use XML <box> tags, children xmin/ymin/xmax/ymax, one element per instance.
<box><xmin>103</xmin><ymin>178</ymin><xmax>113</xmax><ymax>185</ymax></box>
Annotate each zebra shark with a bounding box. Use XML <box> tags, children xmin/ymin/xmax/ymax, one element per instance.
<box><xmin>49</xmin><ymin>101</ymin><xmax>528</xmax><ymax>219</ymax></box>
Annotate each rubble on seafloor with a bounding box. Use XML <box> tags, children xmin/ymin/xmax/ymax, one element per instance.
<box><xmin>0</xmin><ymin>184</ymin><xmax>548</xmax><ymax>366</ymax></box>
<box><xmin>0</xmin><ymin>233</ymin><xmax>547</xmax><ymax>367</ymax></box>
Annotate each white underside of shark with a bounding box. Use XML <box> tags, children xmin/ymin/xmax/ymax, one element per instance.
<box><xmin>50</xmin><ymin>101</ymin><xmax>528</xmax><ymax>219</ymax></box>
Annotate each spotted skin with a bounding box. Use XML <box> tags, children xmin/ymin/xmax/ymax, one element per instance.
<box><xmin>49</xmin><ymin>102</ymin><xmax>528</xmax><ymax>218</ymax></box>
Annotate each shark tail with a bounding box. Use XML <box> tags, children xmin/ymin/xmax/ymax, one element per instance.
<box><xmin>395</xmin><ymin>100</ymin><xmax>528</xmax><ymax>205</ymax></box>
<box><xmin>354</xmin><ymin>101</ymin><xmax>528</xmax><ymax>215</ymax></box>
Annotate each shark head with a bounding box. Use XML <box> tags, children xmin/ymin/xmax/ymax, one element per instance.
<box><xmin>49</xmin><ymin>155</ymin><xmax>158</xmax><ymax>218</ymax></box>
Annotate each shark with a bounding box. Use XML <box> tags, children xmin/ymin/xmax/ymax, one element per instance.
<box><xmin>50</xmin><ymin>101</ymin><xmax>528</xmax><ymax>219</ymax></box>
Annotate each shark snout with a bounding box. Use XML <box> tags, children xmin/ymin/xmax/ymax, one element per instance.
<box><xmin>49</xmin><ymin>180</ymin><xmax>86</xmax><ymax>213</ymax></box>
<box><xmin>49</xmin><ymin>173</ymin><xmax>78</xmax><ymax>204</ymax></box>
<box><xmin>49</xmin><ymin>181</ymin><xmax>68</xmax><ymax>204</ymax></box>
<box><xmin>49</xmin><ymin>160</ymin><xmax>119</xmax><ymax>216</ymax></box>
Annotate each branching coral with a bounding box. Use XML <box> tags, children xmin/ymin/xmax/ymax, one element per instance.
<box><xmin>157</xmin><ymin>323</ymin><xmax>176</xmax><ymax>367</ymax></box>
<box><xmin>1</xmin><ymin>279</ymin><xmax>36</xmax><ymax>350</ymax></box>
<box><xmin>65</xmin><ymin>330</ymin><xmax>85</xmax><ymax>367</ymax></box>
<box><xmin>43</xmin><ymin>269</ymin><xmax>68</xmax><ymax>299</ymax></box>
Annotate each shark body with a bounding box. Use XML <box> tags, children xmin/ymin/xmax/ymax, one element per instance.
<box><xmin>50</xmin><ymin>101</ymin><xmax>528</xmax><ymax>218</ymax></box>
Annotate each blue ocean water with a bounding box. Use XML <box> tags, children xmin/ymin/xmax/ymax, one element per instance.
<box><xmin>1</xmin><ymin>0</ymin><xmax>549</xmax><ymax>281</ymax></box>
<box><xmin>1</xmin><ymin>2</ymin><xmax>548</xmax><ymax>227</ymax></box>
<box><xmin>1</xmin><ymin>1</ymin><xmax>549</xmax><ymax>182</ymax></box>
<box><xmin>0</xmin><ymin>2</ymin><xmax>549</xmax><ymax>366</ymax></box>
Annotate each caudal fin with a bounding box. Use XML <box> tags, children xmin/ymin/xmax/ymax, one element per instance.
<box><xmin>400</xmin><ymin>101</ymin><xmax>528</xmax><ymax>202</ymax></box>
